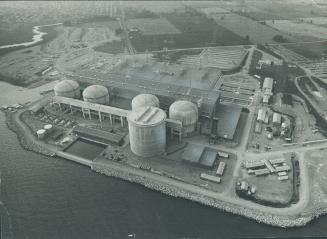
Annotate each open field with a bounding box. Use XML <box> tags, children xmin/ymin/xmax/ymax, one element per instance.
<box><xmin>266</xmin><ymin>20</ymin><xmax>327</xmax><ymax>40</ymax></box>
<box><xmin>127</xmin><ymin>18</ymin><xmax>181</xmax><ymax>35</ymax></box>
<box><xmin>248</xmin><ymin>2</ymin><xmax>327</xmax><ymax>20</ymax></box>
<box><xmin>212</xmin><ymin>13</ymin><xmax>292</xmax><ymax>44</ymax></box>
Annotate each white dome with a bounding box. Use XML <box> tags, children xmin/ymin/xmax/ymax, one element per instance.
<box><xmin>169</xmin><ymin>100</ymin><xmax>198</xmax><ymax>134</ymax></box>
<box><xmin>54</xmin><ymin>80</ymin><xmax>80</xmax><ymax>98</ymax></box>
<box><xmin>83</xmin><ymin>85</ymin><xmax>109</xmax><ymax>105</ymax></box>
<box><xmin>131</xmin><ymin>94</ymin><xmax>159</xmax><ymax>110</ymax></box>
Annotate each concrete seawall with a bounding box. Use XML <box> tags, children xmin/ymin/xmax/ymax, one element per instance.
<box><xmin>5</xmin><ymin>110</ymin><xmax>323</xmax><ymax>228</ymax></box>
<box><xmin>56</xmin><ymin>151</ymin><xmax>92</xmax><ymax>167</ymax></box>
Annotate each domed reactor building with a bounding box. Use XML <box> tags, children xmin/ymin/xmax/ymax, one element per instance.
<box><xmin>169</xmin><ymin>100</ymin><xmax>198</xmax><ymax>136</ymax></box>
<box><xmin>54</xmin><ymin>80</ymin><xmax>80</xmax><ymax>99</ymax></box>
<box><xmin>131</xmin><ymin>93</ymin><xmax>159</xmax><ymax>110</ymax></box>
<box><xmin>83</xmin><ymin>85</ymin><xmax>109</xmax><ymax>105</ymax></box>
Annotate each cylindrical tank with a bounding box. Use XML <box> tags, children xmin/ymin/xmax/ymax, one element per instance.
<box><xmin>169</xmin><ymin>100</ymin><xmax>198</xmax><ymax>135</ymax></box>
<box><xmin>54</xmin><ymin>80</ymin><xmax>80</xmax><ymax>98</ymax></box>
<box><xmin>127</xmin><ymin>106</ymin><xmax>166</xmax><ymax>157</ymax></box>
<box><xmin>44</xmin><ymin>124</ymin><xmax>53</xmax><ymax>133</ymax></box>
<box><xmin>131</xmin><ymin>93</ymin><xmax>159</xmax><ymax>110</ymax></box>
<box><xmin>36</xmin><ymin>129</ymin><xmax>46</xmax><ymax>139</ymax></box>
<box><xmin>83</xmin><ymin>85</ymin><xmax>109</xmax><ymax>105</ymax></box>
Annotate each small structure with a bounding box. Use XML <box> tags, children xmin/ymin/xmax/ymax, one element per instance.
<box><xmin>216</xmin><ymin>161</ymin><xmax>226</xmax><ymax>176</ymax></box>
<box><xmin>272</xmin><ymin>113</ymin><xmax>282</xmax><ymax>125</ymax></box>
<box><xmin>217</xmin><ymin>151</ymin><xmax>229</xmax><ymax>158</ymax></box>
<box><xmin>254</xmin><ymin>168</ymin><xmax>270</xmax><ymax>176</ymax></box>
<box><xmin>257</xmin><ymin>109</ymin><xmax>266</xmax><ymax>122</ymax></box>
<box><xmin>263</xmin><ymin>77</ymin><xmax>274</xmax><ymax>92</ymax></box>
<box><xmin>255</xmin><ymin>122</ymin><xmax>262</xmax><ymax>133</ymax></box>
<box><xmin>182</xmin><ymin>143</ymin><xmax>217</xmax><ymax>168</ymax></box>
<box><xmin>262</xmin><ymin>77</ymin><xmax>274</xmax><ymax>104</ymax></box>
<box><xmin>36</xmin><ymin>129</ymin><xmax>46</xmax><ymax>139</ymax></box>
<box><xmin>44</xmin><ymin>124</ymin><xmax>53</xmax><ymax>133</ymax></box>
<box><xmin>244</xmin><ymin>160</ymin><xmax>265</xmax><ymax>169</ymax></box>
<box><xmin>200</xmin><ymin>173</ymin><xmax>221</xmax><ymax>184</ymax></box>
<box><xmin>269</xmin><ymin>158</ymin><xmax>286</xmax><ymax>164</ymax></box>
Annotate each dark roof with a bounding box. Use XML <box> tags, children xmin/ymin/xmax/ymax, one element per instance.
<box><xmin>182</xmin><ymin>143</ymin><xmax>217</xmax><ymax>168</ymax></box>
<box><xmin>214</xmin><ymin>103</ymin><xmax>242</xmax><ymax>140</ymax></box>
<box><xmin>73</xmin><ymin>126</ymin><xmax>124</xmax><ymax>145</ymax></box>
<box><xmin>182</xmin><ymin>143</ymin><xmax>204</xmax><ymax>163</ymax></box>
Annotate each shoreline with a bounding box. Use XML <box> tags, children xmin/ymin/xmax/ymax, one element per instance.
<box><xmin>3</xmin><ymin>109</ymin><xmax>325</xmax><ymax>228</ymax></box>
<box><xmin>0</xmin><ymin>23</ymin><xmax>63</xmax><ymax>50</ymax></box>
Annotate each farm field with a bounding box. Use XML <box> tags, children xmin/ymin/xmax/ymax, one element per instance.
<box><xmin>250</xmin><ymin>2</ymin><xmax>326</xmax><ymax>20</ymax></box>
<box><xmin>298</xmin><ymin>17</ymin><xmax>327</xmax><ymax>26</ymax></box>
<box><xmin>212</xmin><ymin>13</ymin><xmax>292</xmax><ymax>44</ymax></box>
<box><xmin>266</xmin><ymin>20</ymin><xmax>327</xmax><ymax>40</ymax></box>
<box><xmin>126</xmin><ymin>18</ymin><xmax>181</xmax><ymax>35</ymax></box>
<box><xmin>129</xmin><ymin>13</ymin><xmax>247</xmax><ymax>52</ymax></box>
<box><xmin>166</xmin><ymin>13</ymin><xmax>247</xmax><ymax>47</ymax></box>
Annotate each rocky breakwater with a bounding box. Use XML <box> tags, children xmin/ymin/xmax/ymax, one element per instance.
<box><xmin>5</xmin><ymin>111</ymin><xmax>54</xmax><ymax>157</ymax></box>
<box><xmin>91</xmin><ymin>162</ymin><xmax>312</xmax><ymax>228</ymax></box>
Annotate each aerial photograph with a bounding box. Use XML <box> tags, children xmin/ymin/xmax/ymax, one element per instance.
<box><xmin>0</xmin><ymin>0</ymin><xmax>327</xmax><ymax>238</ymax></box>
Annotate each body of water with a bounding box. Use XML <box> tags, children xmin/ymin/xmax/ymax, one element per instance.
<box><xmin>0</xmin><ymin>76</ymin><xmax>327</xmax><ymax>239</ymax></box>
<box><xmin>0</xmin><ymin>23</ymin><xmax>62</xmax><ymax>50</ymax></box>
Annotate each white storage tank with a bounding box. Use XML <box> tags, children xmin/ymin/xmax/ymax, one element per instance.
<box><xmin>83</xmin><ymin>85</ymin><xmax>109</xmax><ymax>105</ymax></box>
<box><xmin>127</xmin><ymin>106</ymin><xmax>166</xmax><ymax>157</ymax></box>
<box><xmin>36</xmin><ymin>129</ymin><xmax>46</xmax><ymax>139</ymax></box>
<box><xmin>44</xmin><ymin>124</ymin><xmax>53</xmax><ymax>133</ymax></box>
<box><xmin>131</xmin><ymin>93</ymin><xmax>159</xmax><ymax>110</ymax></box>
<box><xmin>169</xmin><ymin>100</ymin><xmax>198</xmax><ymax>135</ymax></box>
<box><xmin>54</xmin><ymin>80</ymin><xmax>80</xmax><ymax>98</ymax></box>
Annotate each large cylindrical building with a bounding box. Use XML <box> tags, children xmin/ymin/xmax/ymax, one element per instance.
<box><xmin>83</xmin><ymin>85</ymin><xmax>109</xmax><ymax>105</ymax></box>
<box><xmin>169</xmin><ymin>100</ymin><xmax>198</xmax><ymax>135</ymax></box>
<box><xmin>127</xmin><ymin>106</ymin><xmax>166</xmax><ymax>157</ymax></box>
<box><xmin>54</xmin><ymin>80</ymin><xmax>80</xmax><ymax>98</ymax></box>
<box><xmin>131</xmin><ymin>93</ymin><xmax>159</xmax><ymax>110</ymax></box>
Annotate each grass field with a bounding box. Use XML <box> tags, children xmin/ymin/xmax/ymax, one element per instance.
<box><xmin>267</xmin><ymin>20</ymin><xmax>327</xmax><ymax>40</ymax></box>
<box><xmin>212</xmin><ymin>13</ymin><xmax>292</xmax><ymax>44</ymax></box>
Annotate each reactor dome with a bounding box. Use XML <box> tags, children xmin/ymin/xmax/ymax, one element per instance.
<box><xmin>82</xmin><ymin>85</ymin><xmax>109</xmax><ymax>105</ymax></box>
<box><xmin>131</xmin><ymin>93</ymin><xmax>159</xmax><ymax>110</ymax></box>
<box><xmin>169</xmin><ymin>100</ymin><xmax>198</xmax><ymax>135</ymax></box>
<box><xmin>127</xmin><ymin>106</ymin><xmax>166</xmax><ymax>157</ymax></box>
<box><xmin>54</xmin><ymin>80</ymin><xmax>80</xmax><ymax>98</ymax></box>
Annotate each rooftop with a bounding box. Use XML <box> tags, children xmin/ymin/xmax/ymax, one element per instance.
<box><xmin>128</xmin><ymin>106</ymin><xmax>166</xmax><ymax>126</ymax></box>
<box><xmin>214</xmin><ymin>103</ymin><xmax>242</xmax><ymax>140</ymax></box>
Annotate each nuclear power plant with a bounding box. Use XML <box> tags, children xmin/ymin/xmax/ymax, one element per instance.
<box><xmin>49</xmin><ymin>77</ymin><xmax>243</xmax><ymax>159</ymax></box>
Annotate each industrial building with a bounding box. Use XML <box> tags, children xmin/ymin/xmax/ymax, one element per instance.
<box><xmin>50</xmin><ymin>77</ymin><xmax>245</xmax><ymax>160</ymax></box>
<box><xmin>211</xmin><ymin>103</ymin><xmax>242</xmax><ymax>140</ymax></box>
<box><xmin>182</xmin><ymin>143</ymin><xmax>217</xmax><ymax>168</ymax></box>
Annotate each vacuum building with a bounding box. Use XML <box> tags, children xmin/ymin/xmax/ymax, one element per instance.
<box><xmin>127</xmin><ymin>106</ymin><xmax>166</xmax><ymax>157</ymax></box>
